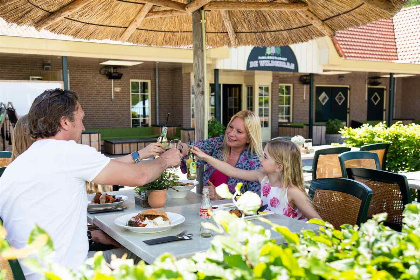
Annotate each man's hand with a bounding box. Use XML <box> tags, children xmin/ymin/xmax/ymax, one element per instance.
<box><xmin>159</xmin><ymin>148</ymin><xmax>182</xmax><ymax>167</ymax></box>
<box><xmin>206</xmin><ymin>181</ymin><xmax>222</xmax><ymax>200</ymax></box>
<box><xmin>91</xmin><ymin>230</ymin><xmax>121</xmax><ymax>248</ymax></box>
<box><xmin>139</xmin><ymin>143</ymin><xmax>165</xmax><ymax>159</ymax></box>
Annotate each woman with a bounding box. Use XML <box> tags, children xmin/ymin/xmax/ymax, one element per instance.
<box><xmin>180</xmin><ymin>110</ymin><xmax>263</xmax><ymax>199</ymax></box>
<box><xmin>11</xmin><ymin>115</ymin><xmax>35</xmax><ymax>162</ymax></box>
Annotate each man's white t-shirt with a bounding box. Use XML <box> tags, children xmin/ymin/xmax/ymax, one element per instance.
<box><xmin>0</xmin><ymin>139</ymin><xmax>110</xmax><ymax>280</ymax></box>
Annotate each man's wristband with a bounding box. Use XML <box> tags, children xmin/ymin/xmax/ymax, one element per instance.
<box><xmin>87</xmin><ymin>230</ymin><xmax>93</xmax><ymax>245</ymax></box>
<box><xmin>131</xmin><ymin>151</ymin><xmax>141</xmax><ymax>163</ymax></box>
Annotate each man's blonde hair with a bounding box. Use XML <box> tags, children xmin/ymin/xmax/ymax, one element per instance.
<box><xmin>266</xmin><ymin>139</ymin><xmax>306</xmax><ymax>194</ymax></box>
<box><xmin>222</xmin><ymin>110</ymin><xmax>263</xmax><ymax>159</ymax></box>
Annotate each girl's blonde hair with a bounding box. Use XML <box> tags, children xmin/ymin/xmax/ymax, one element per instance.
<box><xmin>11</xmin><ymin>115</ymin><xmax>35</xmax><ymax>162</ymax></box>
<box><xmin>222</xmin><ymin>110</ymin><xmax>263</xmax><ymax>159</ymax></box>
<box><xmin>266</xmin><ymin>139</ymin><xmax>306</xmax><ymax>194</ymax></box>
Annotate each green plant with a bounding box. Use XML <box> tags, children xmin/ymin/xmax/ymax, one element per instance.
<box><xmin>208</xmin><ymin>117</ymin><xmax>225</xmax><ymax>138</ymax></box>
<box><xmin>341</xmin><ymin>122</ymin><xmax>420</xmax><ymax>172</ymax></box>
<box><xmin>326</xmin><ymin>119</ymin><xmax>344</xmax><ymax>134</ymax></box>
<box><xmin>134</xmin><ymin>169</ymin><xmax>179</xmax><ymax>193</ymax></box>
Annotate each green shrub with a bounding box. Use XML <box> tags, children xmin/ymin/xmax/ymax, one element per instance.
<box><xmin>326</xmin><ymin>119</ymin><xmax>344</xmax><ymax>134</ymax></box>
<box><xmin>208</xmin><ymin>117</ymin><xmax>225</xmax><ymax>138</ymax></box>
<box><xmin>341</xmin><ymin>122</ymin><xmax>420</xmax><ymax>172</ymax></box>
<box><xmin>6</xmin><ymin>204</ymin><xmax>420</xmax><ymax>280</ymax></box>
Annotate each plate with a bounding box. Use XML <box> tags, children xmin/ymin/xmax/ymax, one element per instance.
<box><xmin>114</xmin><ymin>212</ymin><xmax>185</xmax><ymax>233</ymax></box>
<box><xmin>168</xmin><ymin>179</ymin><xmax>197</xmax><ymax>199</ymax></box>
<box><xmin>87</xmin><ymin>194</ymin><xmax>128</xmax><ymax>210</ymax></box>
<box><xmin>212</xmin><ymin>203</ymin><xmax>274</xmax><ymax>220</ymax></box>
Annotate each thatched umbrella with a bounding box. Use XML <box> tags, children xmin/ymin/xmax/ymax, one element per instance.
<box><xmin>0</xmin><ymin>0</ymin><xmax>407</xmax><ymax>140</ymax></box>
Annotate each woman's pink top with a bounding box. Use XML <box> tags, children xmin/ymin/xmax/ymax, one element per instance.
<box><xmin>209</xmin><ymin>169</ymin><xmax>229</xmax><ymax>187</ymax></box>
<box><xmin>260</xmin><ymin>177</ymin><xmax>307</xmax><ymax>221</ymax></box>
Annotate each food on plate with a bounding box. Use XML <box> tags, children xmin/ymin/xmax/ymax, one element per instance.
<box><xmin>179</xmin><ymin>181</ymin><xmax>195</xmax><ymax>186</ymax></box>
<box><xmin>92</xmin><ymin>192</ymin><xmax>122</xmax><ymax>204</ymax></box>
<box><xmin>229</xmin><ymin>209</ymin><xmax>242</xmax><ymax>217</ymax></box>
<box><xmin>127</xmin><ymin>209</ymin><xmax>171</xmax><ymax>228</ymax></box>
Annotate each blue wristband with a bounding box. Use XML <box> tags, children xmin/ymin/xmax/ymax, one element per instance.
<box><xmin>131</xmin><ymin>151</ymin><xmax>141</xmax><ymax>163</ymax></box>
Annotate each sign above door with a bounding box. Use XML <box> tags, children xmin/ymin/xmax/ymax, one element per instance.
<box><xmin>246</xmin><ymin>46</ymin><xmax>298</xmax><ymax>72</ymax></box>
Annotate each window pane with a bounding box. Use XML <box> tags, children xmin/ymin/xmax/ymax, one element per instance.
<box><xmin>285</xmin><ymin>96</ymin><xmax>290</xmax><ymax>105</ymax></box>
<box><xmin>131</xmin><ymin>82</ymin><xmax>139</xmax><ymax>93</ymax></box>
<box><xmin>279</xmin><ymin>96</ymin><xmax>285</xmax><ymax>105</ymax></box>
<box><xmin>131</xmin><ymin>94</ymin><xmax>140</xmax><ymax>106</ymax></box>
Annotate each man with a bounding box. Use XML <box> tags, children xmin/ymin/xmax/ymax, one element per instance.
<box><xmin>0</xmin><ymin>89</ymin><xmax>182</xmax><ymax>280</ymax></box>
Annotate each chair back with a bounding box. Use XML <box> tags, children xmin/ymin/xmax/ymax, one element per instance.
<box><xmin>309</xmin><ymin>178</ymin><xmax>372</xmax><ymax>229</ymax></box>
<box><xmin>271</xmin><ymin>136</ymin><xmax>292</xmax><ymax>141</ymax></box>
<box><xmin>312</xmin><ymin>147</ymin><xmax>351</xmax><ymax>180</ymax></box>
<box><xmin>360</xmin><ymin>143</ymin><xmax>390</xmax><ymax>169</ymax></box>
<box><xmin>0</xmin><ymin>151</ymin><xmax>12</xmax><ymax>167</ymax></box>
<box><xmin>338</xmin><ymin>151</ymin><xmax>381</xmax><ymax>178</ymax></box>
<box><xmin>0</xmin><ymin>167</ymin><xmax>6</xmax><ymax>177</ymax></box>
<box><xmin>347</xmin><ymin>168</ymin><xmax>412</xmax><ymax>231</ymax></box>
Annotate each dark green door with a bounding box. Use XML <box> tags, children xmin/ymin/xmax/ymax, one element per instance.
<box><xmin>222</xmin><ymin>84</ymin><xmax>242</xmax><ymax>126</ymax></box>
<box><xmin>315</xmin><ymin>86</ymin><xmax>348</xmax><ymax>123</ymax></box>
<box><xmin>367</xmin><ymin>87</ymin><xmax>385</xmax><ymax>121</ymax></box>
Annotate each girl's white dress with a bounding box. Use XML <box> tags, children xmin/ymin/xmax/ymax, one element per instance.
<box><xmin>260</xmin><ymin>177</ymin><xmax>307</xmax><ymax>221</ymax></box>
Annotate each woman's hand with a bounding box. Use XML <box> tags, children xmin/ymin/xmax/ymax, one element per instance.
<box><xmin>192</xmin><ymin>146</ymin><xmax>208</xmax><ymax>161</ymax></box>
<box><xmin>139</xmin><ymin>143</ymin><xmax>165</xmax><ymax>159</ymax></box>
<box><xmin>206</xmin><ymin>181</ymin><xmax>222</xmax><ymax>200</ymax></box>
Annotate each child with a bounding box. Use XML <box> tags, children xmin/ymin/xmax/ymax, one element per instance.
<box><xmin>192</xmin><ymin>139</ymin><xmax>321</xmax><ymax>221</ymax></box>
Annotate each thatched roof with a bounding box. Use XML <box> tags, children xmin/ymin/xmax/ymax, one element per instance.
<box><xmin>0</xmin><ymin>0</ymin><xmax>407</xmax><ymax>48</ymax></box>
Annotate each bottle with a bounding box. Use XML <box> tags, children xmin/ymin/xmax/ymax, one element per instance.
<box><xmin>157</xmin><ymin>126</ymin><xmax>168</xmax><ymax>149</ymax></box>
<box><xmin>199</xmin><ymin>188</ymin><xmax>213</xmax><ymax>238</ymax></box>
<box><xmin>186</xmin><ymin>148</ymin><xmax>197</xmax><ymax>180</ymax></box>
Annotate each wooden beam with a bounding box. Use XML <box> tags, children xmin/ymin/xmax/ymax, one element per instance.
<box><xmin>185</xmin><ymin>0</ymin><xmax>211</xmax><ymax>13</ymax></box>
<box><xmin>220</xmin><ymin>10</ymin><xmax>237</xmax><ymax>47</ymax></box>
<box><xmin>146</xmin><ymin>10</ymin><xmax>188</xmax><ymax>18</ymax></box>
<box><xmin>120</xmin><ymin>3</ymin><xmax>153</xmax><ymax>42</ymax></box>
<box><xmin>35</xmin><ymin>0</ymin><xmax>91</xmax><ymax>30</ymax></box>
<box><xmin>298</xmin><ymin>10</ymin><xmax>334</xmax><ymax>37</ymax></box>
<box><xmin>204</xmin><ymin>2</ymin><xmax>307</xmax><ymax>11</ymax></box>
<box><xmin>133</xmin><ymin>0</ymin><xmax>186</xmax><ymax>11</ymax></box>
<box><xmin>361</xmin><ymin>0</ymin><xmax>395</xmax><ymax>14</ymax></box>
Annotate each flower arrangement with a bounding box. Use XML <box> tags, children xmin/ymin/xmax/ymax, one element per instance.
<box><xmin>291</xmin><ymin>135</ymin><xmax>305</xmax><ymax>146</ymax></box>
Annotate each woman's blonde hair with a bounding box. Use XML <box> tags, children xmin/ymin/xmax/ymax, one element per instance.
<box><xmin>222</xmin><ymin>110</ymin><xmax>263</xmax><ymax>159</ymax></box>
<box><xmin>266</xmin><ymin>139</ymin><xmax>306</xmax><ymax>194</ymax></box>
<box><xmin>11</xmin><ymin>115</ymin><xmax>35</xmax><ymax>162</ymax></box>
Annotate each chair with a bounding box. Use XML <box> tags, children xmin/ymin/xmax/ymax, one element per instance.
<box><xmin>0</xmin><ymin>218</ymin><xmax>26</xmax><ymax>280</ymax></box>
<box><xmin>312</xmin><ymin>147</ymin><xmax>351</xmax><ymax>180</ymax></box>
<box><xmin>360</xmin><ymin>143</ymin><xmax>390</xmax><ymax>170</ymax></box>
<box><xmin>347</xmin><ymin>168</ymin><xmax>412</xmax><ymax>231</ymax></box>
<box><xmin>271</xmin><ymin>136</ymin><xmax>292</xmax><ymax>141</ymax></box>
<box><xmin>309</xmin><ymin>178</ymin><xmax>372</xmax><ymax>229</ymax></box>
<box><xmin>0</xmin><ymin>151</ymin><xmax>12</xmax><ymax>167</ymax></box>
<box><xmin>0</xmin><ymin>167</ymin><xmax>6</xmax><ymax>177</ymax></box>
<box><xmin>338</xmin><ymin>151</ymin><xmax>381</xmax><ymax>178</ymax></box>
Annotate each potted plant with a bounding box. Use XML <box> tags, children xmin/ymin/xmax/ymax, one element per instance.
<box><xmin>325</xmin><ymin>119</ymin><xmax>345</xmax><ymax>144</ymax></box>
<box><xmin>134</xmin><ymin>169</ymin><xmax>179</xmax><ymax>208</ymax></box>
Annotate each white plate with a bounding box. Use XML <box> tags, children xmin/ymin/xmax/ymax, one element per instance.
<box><xmin>87</xmin><ymin>194</ymin><xmax>128</xmax><ymax>210</ymax></box>
<box><xmin>168</xmin><ymin>179</ymin><xmax>197</xmax><ymax>199</ymax></box>
<box><xmin>212</xmin><ymin>203</ymin><xmax>274</xmax><ymax>220</ymax></box>
<box><xmin>114</xmin><ymin>212</ymin><xmax>185</xmax><ymax>233</ymax></box>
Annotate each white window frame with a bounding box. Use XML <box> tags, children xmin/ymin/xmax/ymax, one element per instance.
<box><xmin>258</xmin><ymin>85</ymin><xmax>270</xmax><ymax>128</ymax></box>
<box><xmin>130</xmin><ymin>79</ymin><xmax>151</xmax><ymax>127</ymax></box>
<box><xmin>246</xmin><ymin>85</ymin><xmax>254</xmax><ymax>112</ymax></box>
<box><xmin>278</xmin><ymin>84</ymin><xmax>293</xmax><ymax>123</ymax></box>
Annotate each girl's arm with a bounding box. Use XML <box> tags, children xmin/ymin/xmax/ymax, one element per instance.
<box><xmin>192</xmin><ymin>146</ymin><xmax>265</xmax><ymax>183</ymax></box>
<box><xmin>288</xmin><ymin>187</ymin><xmax>322</xmax><ymax>220</ymax></box>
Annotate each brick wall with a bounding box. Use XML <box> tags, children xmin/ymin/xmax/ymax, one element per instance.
<box><xmin>399</xmin><ymin>76</ymin><xmax>420</xmax><ymax>120</ymax></box>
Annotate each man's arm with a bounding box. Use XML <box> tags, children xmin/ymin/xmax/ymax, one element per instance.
<box><xmin>92</xmin><ymin>148</ymin><xmax>181</xmax><ymax>186</ymax></box>
<box><xmin>113</xmin><ymin>143</ymin><xmax>166</xmax><ymax>163</ymax></box>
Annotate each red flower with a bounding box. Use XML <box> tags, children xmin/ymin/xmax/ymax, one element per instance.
<box><xmin>270</xmin><ymin>197</ymin><xmax>279</xmax><ymax>208</ymax></box>
<box><xmin>262</xmin><ymin>184</ymin><xmax>271</xmax><ymax>197</ymax></box>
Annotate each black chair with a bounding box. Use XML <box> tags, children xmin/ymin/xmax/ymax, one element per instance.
<box><xmin>0</xmin><ymin>167</ymin><xmax>6</xmax><ymax>177</ymax></box>
<box><xmin>350</xmin><ymin>120</ymin><xmax>363</xmax><ymax>129</ymax></box>
<box><xmin>0</xmin><ymin>151</ymin><xmax>12</xmax><ymax>167</ymax></box>
<box><xmin>347</xmin><ymin>168</ymin><xmax>412</xmax><ymax>231</ymax></box>
<box><xmin>338</xmin><ymin>151</ymin><xmax>381</xmax><ymax>178</ymax></box>
<box><xmin>271</xmin><ymin>136</ymin><xmax>292</xmax><ymax>141</ymax></box>
<box><xmin>309</xmin><ymin>178</ymin><xmax>372</xmax><ymax>229</ymax></box>
<box><xmin>360</xmin><ymin>143</ymin><xmax>390</xmax><ymax>169</ymax></box>
<box><xmin>312</xmin><ymin>147</ymin><xmax>351</xmax><ymax>180</ymax></box>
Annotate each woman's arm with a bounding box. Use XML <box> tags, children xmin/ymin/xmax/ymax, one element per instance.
<box><xmin>288</xmin><ymin>187</ymin><xmax>322</xmax><ymax>220</ymax></box>
<box><xmin>113</xmin><ymin>143</ymin><xmax>165</xmax><ymax>163</ymax></box>
<box><xmin>192</xmin><ymin>146</ymin><xmax>264</xmax><ymax>182</ymax></box>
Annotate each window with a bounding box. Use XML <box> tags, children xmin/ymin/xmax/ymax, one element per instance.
<box><xmin>258</xmin><ymin>85</ymin><xmax>269</xmax><ymax>128</ymax></box>
<box><xmin>246</xmin><ymin>85</ymin><xmax>254</xmax><ymax>111</ymax></box>
<box><xmin>278</xmin><ymin>84</ymin><xmax>292</xmax><ymax>122</ymax></box>
<box><xmin>192</xmin><ymin>84</ymin><xmax>218</xmax><ymax>126</ymax></box>
<box><xmin>130</xmin><ymin>80</ymin><xmax>150</xmax><ymax>127</ymax></box>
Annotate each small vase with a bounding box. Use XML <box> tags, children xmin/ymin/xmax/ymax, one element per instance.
<box><xmin>148</xmin><ymin>189</ymin><xmax>167</xmax><ymax>208</ymax></box>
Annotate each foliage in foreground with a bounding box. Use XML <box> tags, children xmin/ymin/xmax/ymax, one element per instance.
<box><xmin>1</xmin><ymin>204</ymin><xmax>420</xmax><ymax>280</ymax></box>
<box><xmin>341</xmin><ymin>122</ymin><xmax>420</xmax><ymax>172</ymax></box>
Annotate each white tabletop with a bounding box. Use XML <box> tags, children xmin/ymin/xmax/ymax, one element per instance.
<box><xmin>89</xmin><ymin>191</ymin><xmax>319</xmax><ymax>264</ymax></box>
<box><xmin>400</xmin><ymin>171</ymin><xmax>420</xmax><ymax>190</ymax></box>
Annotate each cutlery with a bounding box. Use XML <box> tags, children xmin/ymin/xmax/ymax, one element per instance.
<box><xmin>88</xmin><ymin>207</ymin><xmax>127</xmax><ymax>214</ymax></box>
<box><xmin>143</xmin><ymin>231</ymin><xmax>193</xmax><ymax>245</ymax></box>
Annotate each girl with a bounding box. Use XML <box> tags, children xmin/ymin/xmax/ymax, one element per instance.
<box><xmin>193</xmin><ymin>139</ymin><xmax>321</xmax><ymax>221</ymax></box>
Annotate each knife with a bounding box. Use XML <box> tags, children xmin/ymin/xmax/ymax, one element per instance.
<box><xmin>144</xmin><ymin>234</ymin><xmax>192</xmax><ymax>245</ymax></box>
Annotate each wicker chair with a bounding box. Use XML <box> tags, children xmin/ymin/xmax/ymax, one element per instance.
<box><xmin>309</xmin><ymin>178</ymin><xmax>372</xmax><ymax>229</ymax></box>
<box><xmin>338</xmin><ymin>151</ymin><xmax>381</xmax><ymax>178</ymax></box>
<box><xmin>347</xmin><ymin>168</ymin><xmax>412</xmax><ymax>231</ymax></box>
<box><xmin>360</xmin><ymin>143</ymin><xmax>390</xmax><ymax>170</ymax></box>
<box><xmin>0</xmin><ymin>151</ymin><xmax>12</xmax><ymax>167</ymax></box>
<box><xmin>312</xmin><ymin>147</ymin><xmax>351</xmax><ymax>180</ymax></box>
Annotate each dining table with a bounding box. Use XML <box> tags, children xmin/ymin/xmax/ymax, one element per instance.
<box><xmin>87</xmin><ymin>189</ymin><xmax>320</xmax><ymax>264</ymax></box>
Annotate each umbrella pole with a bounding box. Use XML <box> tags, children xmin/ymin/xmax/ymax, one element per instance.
<box><xmin>192</xmin><ymin>8</ymin><xmax>208</xmax><ymax>194</ymax></box>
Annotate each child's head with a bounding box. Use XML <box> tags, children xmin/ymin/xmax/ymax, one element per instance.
<box><xmin>262</xmin><ymin>139</ymin><xmax>305</xmax><ymax>192</ymax></box>
<box><xmin>11</xmin><ymin>115</ymin><xmax>35</xmax><ymax>162</ymax></box>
